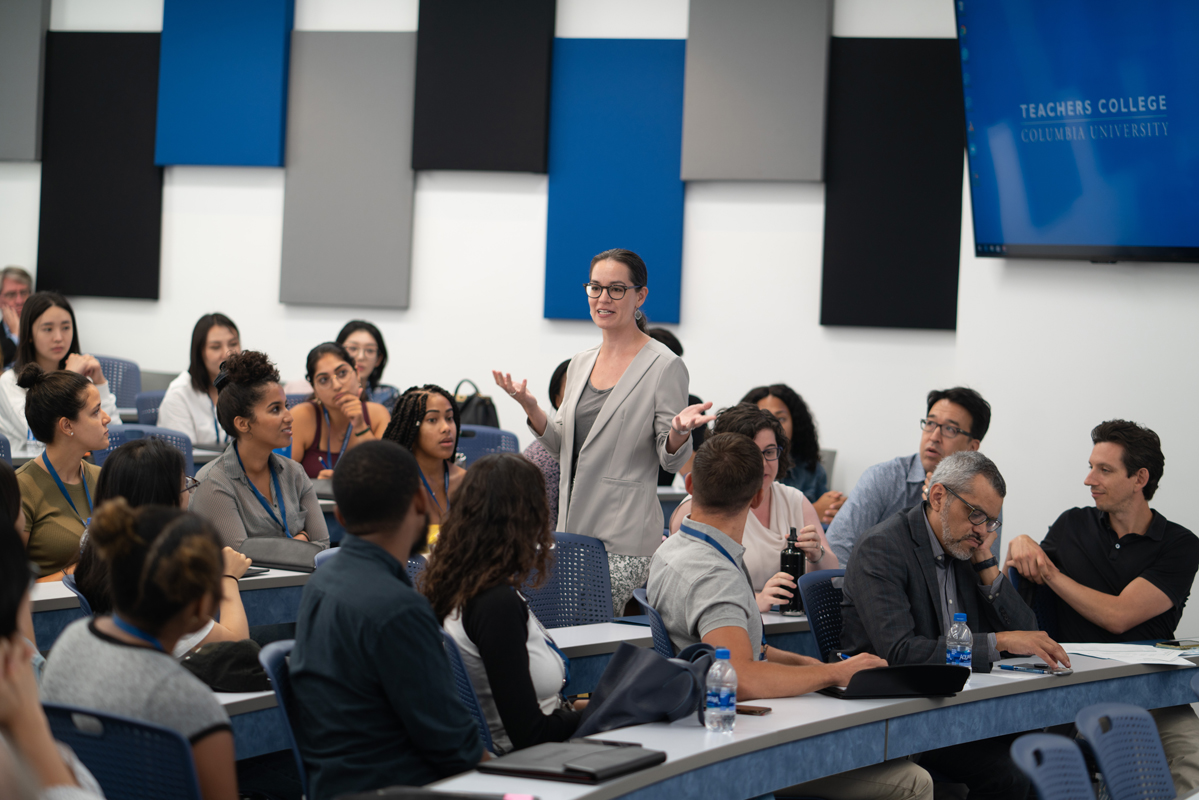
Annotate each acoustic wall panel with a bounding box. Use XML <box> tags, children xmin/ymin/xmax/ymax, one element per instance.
<box><xmin>544</xmin><ymin>39</ymin><xmax>686</xmax><ymax>324</ymax></box>
<box><xmin>820</xmin><ymin>38</ymin><xmax>964</xmax><ymax>331</ymax></box>
<box><xmin>280</xmin><ymin>32</ymin><xmax>416</xmax><ymax>309</ymax></box>
<box><xmin>0</xmin><ymin>0</ymin><xmax>50</xmax><ymax>161</ymax></box>
<box><xmin>681</xmin><ymin>0</ymin><xmax>831</xmax><ymax>181</ymax></box>
<box><xmin>154</xmin><ymin>0</ymin><xmax>294</xmax><ymax>167</ymax></box>
<box><xmin>412</xmin><ymin>0</ymin><xmax>555</xmax><ymax>172</ymax></box>
<box><xmin>37</xmin><ymin>33</ymin><xmax>163</xmax><ymax>300</ymax></box>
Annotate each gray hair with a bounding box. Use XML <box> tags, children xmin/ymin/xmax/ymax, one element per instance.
<box><xmin>0</xmin><ymin>266</ymin><xmax>32</xmax><ymax>288</ymax></box>
<box><xmin>929</xmin><ymin>450</ymin><xmax>1006</xmax><ymax>499</ymax></box>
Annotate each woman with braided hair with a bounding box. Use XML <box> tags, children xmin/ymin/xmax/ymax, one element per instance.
<box><xmin>381</xmin><ymin>385</ymin><xmax>466</xmax><ymax>543</ymax></box>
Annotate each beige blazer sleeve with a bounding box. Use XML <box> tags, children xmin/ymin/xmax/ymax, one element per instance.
<box><xmin>533</xmin><ymin>339</ymin><xmax>692</xmax><ymax>557</ymax></box>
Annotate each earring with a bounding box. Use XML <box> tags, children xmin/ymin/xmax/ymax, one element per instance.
<box><xmin>635</xmin><ymin>309</ymin><xmax>643</xmax><ymax>321</ymax></box>
<box><xmin>69</xmin><ymin>431</ymin><xmax>74</xmax><ymax>436</ymax></box>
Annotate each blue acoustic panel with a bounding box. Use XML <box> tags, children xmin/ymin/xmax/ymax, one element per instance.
<box><xmin>155</xmin><ymin>0</ymin><xmax>294</xmax><ymax>167</ymax></box>
<box><xmin>544</xmin><ymin>39</ymin><xmax>686</xmax><ymax>324</ymax></box>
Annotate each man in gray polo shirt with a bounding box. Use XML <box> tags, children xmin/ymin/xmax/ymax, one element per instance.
<box><xmin>647</xmin><ymin>433</ymin><xmax>933</xmax><ymax>800</ymax></box>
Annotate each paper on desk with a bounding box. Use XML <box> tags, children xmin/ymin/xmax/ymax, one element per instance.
<box><xmin>1064</xmin><ymin>643</ymin><xmax>1195</xmax><ymax>666</ymax></box>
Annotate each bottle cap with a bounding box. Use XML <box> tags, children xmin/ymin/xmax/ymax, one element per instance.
<box><xmin>787</xmin><ymin>527</ymin><xmax>797</xmax><ymax>543</ymax></box>
<box><xmin>953</xmin><ymin>612</ymin><xmax>967</xmax><ymax>622</ymax></box>
<box><xmin>715</xmin><ymin>647</ymin><xmax>730</xmax><ymax>659</ymax></box>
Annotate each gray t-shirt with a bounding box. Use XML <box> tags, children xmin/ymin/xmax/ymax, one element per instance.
<box><xmin>646</xmin><ymin>517</ymin><xmax>765</xmax><ymax>658</ymax></box>
<box><xmin>570</xmin><ymin>379</ymin><xmax>612</xmax><ymax>485</ymax></box>
<box><xmin>40</xmin><ymin>619</ymin><xmax>231</xmax><ymax>744</ymax></box>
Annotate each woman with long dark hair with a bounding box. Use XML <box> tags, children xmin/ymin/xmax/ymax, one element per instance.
<box><xmin>158</xmin><ymin>313</ymin><xmax>241</xmax><ymax>449</ymax></box>
<box><xmin>422</xmin><ymin>453</ymin><xmax>581</xmax><ymax>753</ymax></box>
<box><xmin>336</xmin><ymin>320</ymin><xmax>399</xmax><ymax>411</ymax></box>
<box><xmin>742</xmin><ymin>384</ymin><xmax>845</xmax><ymax>524</ymax></box>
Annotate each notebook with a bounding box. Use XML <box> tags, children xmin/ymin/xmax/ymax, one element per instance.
<box><xmin>476</xmin><ymin>741</ymin><xmax>666</xmax><ymax>784</ymax></box>
<box><xmin>820</xmin><ymin>664</ymin><xmax>971</xmax><ymax>699</ymax></box>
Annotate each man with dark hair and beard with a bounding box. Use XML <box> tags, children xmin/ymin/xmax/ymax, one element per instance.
<box><xmin>291</xmin><ymin>441</ymin><xmax>484</xmax><ymax>800</ymax></box>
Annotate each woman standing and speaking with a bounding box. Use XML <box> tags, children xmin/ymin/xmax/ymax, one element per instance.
<box><xmin>494</xmin><ymin>249</ymin><xmax>711</xmax><ymax>615</ymax></box>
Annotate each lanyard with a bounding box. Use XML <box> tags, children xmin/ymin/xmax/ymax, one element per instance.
<box><xmin>112</xmin><ymin>613</ymin><xmax>167</xmax><ymax>653</ymax></box>
<box><xmin>42</xmin><ymin>452</ymin><xmax>91</xmax><ymax>525</ymax></box>
<box><xmin>420</xmin><ymin>464</ymin><xmax>450</xmax><ymax>513</ymax></box>
<box><xmin>233</xmin><ymin>442</ymin><xmax>291</xmax><ymax>538</ymax></box>
<box><xmin>208</xmin><ymin>395</ymin><xmax>226</xmax><ymax>445</ymax></box>
<box><xmin>680</xmin><ymin>523</ymin><xmax>767</xmax><ymax>661</ymax></box>
<box><xmin>525</xmin><ymin>593</ymin><xmax>572</xmax><ymax>690</ymax></box>
<box><xmin>319</xmin><ymin>406</ymin><xmax>351</xmax><ymax>471</ymax></box>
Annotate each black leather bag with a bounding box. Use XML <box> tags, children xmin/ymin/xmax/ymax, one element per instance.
<box><xmin>574</xmin><ymin>642</ymin><xmax>715</xmax><ymax>737</ymax></box>
<box><xmin>453</xmin><ymin>379</ymin><xmax>500</xmax><ymax>428</ymax></box>
<box><xmin>180</xmin><ymin>640</ymin><xmax>271</xmax><ymax>692</ymax></box>
<box><xmin>237</xmin><ymin>536</ymin><xmax>324</xmax><ymax>573</ymax></box>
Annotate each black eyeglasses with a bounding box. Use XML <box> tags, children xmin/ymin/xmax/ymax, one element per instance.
<box><xmin>919</xmin><ymin>418</ymin><xmax>972</xmax><ymax>440</ymax></box>
<box><xmin>942</xmin><ymin>485</ymin><xmax>1001</xmax><ymax>532</ymax></box>
<box><xmin>761</xmin><ymin>445</ymin><xmax>784</xmax><ymax>462</ymax></box>
<box><xmin>584</xmin><ymin>283</ymin><xmax>642</xmax><ymax>300</ymax></box>
<box><xmin>183</xmin><ymin>476</ymin><xmax>201</xmax><ymax>495</ymax></box>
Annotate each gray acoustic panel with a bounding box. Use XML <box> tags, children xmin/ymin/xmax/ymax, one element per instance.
<box><xmin>280</xmin><ymin>31</ymin><xmax>415</xmax><ymax>308</ymax></box>
<box><xmin>0</xmin><ymin>0</ymin><xmax>51</xmax><ymax>160</ymax></box>
<box><xmin>681</xmin><ymin>0</ymin><xmax>832</xmax><ymax>181</ymax></box>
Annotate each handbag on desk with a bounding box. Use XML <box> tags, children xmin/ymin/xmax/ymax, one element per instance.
<box><xmin>574</xmin><ymin>641</ymin><xmax>715</xmax><ymax>737</ymax></box>
<box><xmin>237</xmin><ymin>536</ymin><xmax>324</xmax><ymax>573</ymax></box>
<box><xmin>453</xmin><ymin>379</ymin><xmax>500</xmax><ymax>428</ymax></box>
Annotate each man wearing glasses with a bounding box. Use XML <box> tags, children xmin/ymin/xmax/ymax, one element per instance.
<box><xmin>840</xmin><ymin>451</ymin><xmax>1069</xmax><ymax>800</ymax></box>
<box><xmin>826</xmin><ymin>387</ymin><xmax>992</xmax><ymax>565</ymax></box>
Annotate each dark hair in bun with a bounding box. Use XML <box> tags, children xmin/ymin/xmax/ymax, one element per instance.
<box><xmin>87</xmin><ymin>498</ymin><xmax>223</xmax><ymax>633</ymax></box>
<box><xmin>215</xmin><ymin>350</ymin><xmax>280</xmax><ymax>439</ymax></box>
<box><xmin>17</xmin><ymin>363</ymin><xmax>91</xmax><ymax>443</ymax></box>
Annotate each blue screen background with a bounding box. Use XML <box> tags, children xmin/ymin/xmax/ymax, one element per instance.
<box><xmin>957</xmin><ymin>0</ymin><xmax>1199</xmax><ymax>249</ymax></box>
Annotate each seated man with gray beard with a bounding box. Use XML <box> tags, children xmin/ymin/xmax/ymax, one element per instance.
<box><xmin>840</xmin><ymin>451</ymin><xmax>1070</xmax><ymax>800</ymax></box>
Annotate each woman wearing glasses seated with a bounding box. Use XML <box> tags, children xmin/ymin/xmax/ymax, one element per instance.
<box><xmin>336</xmin><ymin>320</ymin><xmax>400</xmax><ymax>412</ymax></box>
<box><xmin>73</xmin><ymin>438</ymin><xmax>253</xmax><ymax>658</ymax></box>
<box><xmin>669</xmin><ymin>404</ymin><xmax>838</xmax><ymax>612</ymax></box>
<box><xmin>289</xmin><ymin>342</ymin><xmax>391</xmax><ymax>480</ymax></box>
<box><xmin>494</xmin><ymin>248</ymin><xmax>712</xmax><ymax>616</ymax></box>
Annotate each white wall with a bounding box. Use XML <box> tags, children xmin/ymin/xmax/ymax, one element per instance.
<box><xmin>4</xmin><ymin>0</ymin><xmax>1198</xmax><ymax>634</ymax></box>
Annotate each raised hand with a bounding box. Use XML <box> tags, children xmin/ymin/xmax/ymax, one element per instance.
<box><xmin>671</xmin><ymin>401</ymin><xmax>715</xmax><ymax>436</ymax></box>
<box><xmin>492</xmin><ymin>371</ymin><xmax>537</xmax><ymax>410</ymax></box>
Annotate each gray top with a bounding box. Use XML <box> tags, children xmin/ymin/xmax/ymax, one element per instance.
<box><xmin>40</xmin><ymin>619</ymin><xmax>231</xmax><ymax>744</ymax></box>
<box><xmin>826</xmin><ymin>452</ymin><xmax>926</xmax><ymax>565</ymax></box>
<box><xmin>921</xmin><ymin>511</ymin><xmax>1001</xmax><ymax>661</ymax></box>
<box><xmin>570</xmin><ymin>378</ymin><xmax>611</xmax><ymax>485</ymax></box>
<box><xmin>190</xmin><ymin>444</ymin><xmax>329</xmax><ymax>549</ymax></box>
<box><xmin>647</xmin><ymin>516</ymin><xmax>765</xmax><ymax>658</ymax></box>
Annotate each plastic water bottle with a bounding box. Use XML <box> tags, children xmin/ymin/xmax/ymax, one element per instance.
<box><xmin>779</xmin><ymin>528</ymin><xmax>804</xmax><ymax>616</ymax></box>
<box><xmin>705</xmin><ymin>648</ymin><xmax>737</xmax><ymax>733</ymax></box>
<box><xmin>946</xmin><ymin>612</ymin><xmax>972</xmax><ymax>670</ymax></box>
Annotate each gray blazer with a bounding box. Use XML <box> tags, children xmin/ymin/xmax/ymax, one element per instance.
<box><xmin>839</xmin><ymin>505</ymin><xmax>1034</xmax><ymax>673</ymax></box>
<box><xmin>534</xmin><ymin>339</ymin><xmax>692</xmax><ymax>557</ymax></box>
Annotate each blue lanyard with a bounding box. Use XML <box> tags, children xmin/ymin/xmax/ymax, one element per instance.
<box><xmin>319</xmin><ymin>406</ymin><xmax>351</xmax><ymax>471</ymax></box>
<box><xmin>420</xmin><ymin>464</ymin><xmax>450</xmax><ymax>513</ymax></box>
<box><xmin>42</xmin><ymin>452</ymin><xmax>91</xmax><ymax>525</ymax></box>
<box><xmin>233</xmin><ymin>442</ymin><xmax>290</xmax><ymax>538</ymax></box>
<box><xmin>112</xmin><ymin>613</ymin><xmax>167</xmax><ymax>653</ymax></box>
<box><xmin>544</xmin><ymin>636</ymin><xmax>572</xmax><ymax>689</ymax></box>
<box><xmin>680</xmin><ymin>523</ymin><xmax>767</xmax><ymax>660</ymax></box>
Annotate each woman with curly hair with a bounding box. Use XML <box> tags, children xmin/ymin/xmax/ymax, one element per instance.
<box><xmin>742</xmin><ymin>384</ymin><xmax>845</xmax><ymax>524</ymax></box>
<box><xmin>190</xmin><ymin>351</ymin><xmax>328</xmax><ymax>549</ymax></box>
<box><xmin>422</xmin><ymin>453</ymin><xmax>581</xmax><ymax>754</ymax></box>
<box><xmin>381</xmin><ymin>384</ymin><xmax>466</xmax><ymax>538</ymax></box>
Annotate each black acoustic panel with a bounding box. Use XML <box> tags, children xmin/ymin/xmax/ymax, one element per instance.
<box><xmin>411</xmin><ymin>0</ymin><xmax>555</xmax><ymax>173</ymax></box>
<box><xmin>821</xmin><ymin>38</ymin><xmax>964</xmax><ymax>330</ymax></box>
<box><xmin>38</xmin><ymin>32</ymin><xmax>163</xmax><ymax>300</ymax></box>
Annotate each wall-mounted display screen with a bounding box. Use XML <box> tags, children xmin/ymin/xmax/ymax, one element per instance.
<box><xmin>956</xmin><ymin>0</ymin><xmax>1199</xmax><ymax>262</ymax></box>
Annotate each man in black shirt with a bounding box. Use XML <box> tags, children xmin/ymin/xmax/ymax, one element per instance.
<box><xmin>291</xmin><ymin>441</ymin><xmax>484</xmax><ymax>800</ymax></box>
<box><xmin>1006</xmin><ymin>420</ymin><xmax>1199</xmax><ymax>792</ymax></box>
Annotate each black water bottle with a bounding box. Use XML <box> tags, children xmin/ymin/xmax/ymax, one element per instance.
<box><xmin>779</xmin><ymin>527</ymin><xmax>804</xmax><ymax>616</ymax></box>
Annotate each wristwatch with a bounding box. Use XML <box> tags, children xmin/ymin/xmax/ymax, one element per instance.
<box><xmin>806</xmin><ymin>543</ymin><xmax>826</xmax><ymax>563</ymax></box>
<box><xmin>972</xmin><ymin>556</ymin><xmax>999</xmax><ymax>573</ymax></box>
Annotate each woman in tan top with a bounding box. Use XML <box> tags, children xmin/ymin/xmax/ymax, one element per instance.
<box><xmin>15</xmin><ymin>365</ymin><xmax>111</xmax><ymax>579</ymax></box>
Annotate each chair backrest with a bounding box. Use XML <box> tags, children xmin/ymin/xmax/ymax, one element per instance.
<box><xmin>442</xmin><ymin>629</ymin><xmax>495</xmax><ymax>753</ymax></box>
<box><xmin>314</xmin><ymin>548</ymin><xmax>339</xmax><ymax>568</ymax></box>
<box><xmin>285</xmin><ymin>393</ymin><xmax>308</xmax><ymax>409</ymax></box>
<box><xmin>258</xmin><ymin>640</ymin><xmax>309</xmax><ymax>799</ymax></box>
<box><xmin>1076</xmin><ymin>703</ymin><xmax>1175</xmax><ymax>800</ymax></box>
<box><xmin>456</xmin><ymin>424</ymin><xmax>520</xmax><ymax>468</ymax></box>
<box><xmin>1008</xmin><ymin>567</ymin><xmax>1061</xmax><ymax>640</ymax></box>
<box><xmin>0</xmin><ymin>434</ymin><xmax>9</xmax><ymax>466</ymax></box>
<box><xmin>798</xmin><ymin>569</ymin><xmax>846</xmax><ymax>662</ymax></box>
<box><xmin>117</xmin><ymin>424</ymin><xmax>196</xmax><ymax>477</ymax></box>
<box><xmin>43</xmin><ymin>704</ymin><xmax>203</xmax><ymax>800</ymax></box>
<box><xmin>90</xmin><ymin>428</ymin><xmax>128</xmax><ymax>467</ymax></box>
<box><xmin>94</xmin><ymin>356</ymin><xmax>142</xmax><ymax>408</ymax></box>
<box><xmin>818</xmin><ymin>448</ymin><xmax>837</xmax><ymax>481</ymax></box>
<box><xmin>632</xmin><ymin>587</ymin><xmax>674</xmax><ymax>658</ymax></box>
<box><xmin>134</xmin><ymin>390</ymin><xmax>166</xmax><ymax>425</ymax></box>
<box><xmin>523</xmin><ymin>532</ymin><xmax>612</xmax><ymax>628</ymax></box>
<box><xmin>1010</xmin><ymin>733</ymin><xmax>1098</xmax><ymax>800</ymax></box>
<box><xmin>62</xmin><ymin>572</ymin><xmax>93</xmax><ymax>616</ymax></box>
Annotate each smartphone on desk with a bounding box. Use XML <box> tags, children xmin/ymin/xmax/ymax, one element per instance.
<box><xmin>736</xmin><ymin>705</ymin><xmax>772</xmax><ymax>716</ymax></box>
<box><xmin>1000</xmin><ymin>662</ymin><xmax>1073</xmax><ymax>676</ymax></box>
